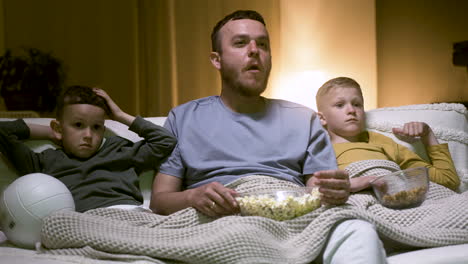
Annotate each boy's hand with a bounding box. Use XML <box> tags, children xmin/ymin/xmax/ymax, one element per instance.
<box><xmin>370</xmin><ymin>177</ymin><xmax>388</xmax><ymax>195</ymax></box>
<box><xmin>349</xmin><ymin>175</ymin><xmax>377</xmax><ymax>193</ymax></box>
<box><xmin>392</xmin><ymin>122</ymin><xmax>439</xmax><ymax>146</ymax></box>
<box><xmin>93</xmin><ymin>88</ymin><xmax>123</xmax><ymax>120</ymax></box>
<box><xmin>27</xmin><ymin>123</ymin><xmax>61</xmax><ymax>146</ymax></box>
<box><xmin>93</xmin><ymin>88</ymin><xmax>135</xmax><ymax>126</ymax></box>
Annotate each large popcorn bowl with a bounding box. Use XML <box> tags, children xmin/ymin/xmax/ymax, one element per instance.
<box><xmin>235</xmin><ymin>187</ymin><xmax>321</xmax><ymax>221</ymax></box>
<box><xmin>370</xmin><ymin>167</ymin><xmax>429</xmax><ymax>209</ymax></box>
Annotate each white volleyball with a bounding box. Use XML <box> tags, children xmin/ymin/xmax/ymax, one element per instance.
<box><xmin>0</xmin><ymin>173</ymin><xmax>75</xmax><ymax>248</ymax></box>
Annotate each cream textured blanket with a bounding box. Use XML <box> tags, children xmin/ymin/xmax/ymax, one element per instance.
<box><xmin>39</xmin><ymin>172</ymin><xmax>468</xmax><ymax>264</ymax></box>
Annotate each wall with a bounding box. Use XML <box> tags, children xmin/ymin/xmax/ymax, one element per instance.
<box><xmin>13</xmin><ymin>1</ymin><xmax>468</xmax><ymax>115</ymax></box>
<box><xmin>0</xmin><ymin>0</ymin><xmax>6</xmax><ymax>110</ymax></box>
<box><xmin>0</xmin><ymin>0</ymin><xmax>5</xmax><ymax>111</ymax></box>
<box><xmin>377</xmin><ymin>0</ymin><xmax>468</xmax><ymax>107</ymax></box>
<box><xmin>1</xmin><ymin>0</ymin><xmax>139</xmax><ymax>115</ymax></box>
<box><xmin>3</xmin><ymin>1</ymin><xmax>467</xmax><ymax>116</ymax></box>
<box><xmin>1</xmin><ymin>0</ymin><xmax>283</xmax><ymax>116</ymax></box>
<box><xmin>0</xmin><ymin>0</ymin><xmax>377</xmax><ymax>116</ymax></box>
<box><xmin>0</xmin><ymin>0</ymin><xmax>4</xmax><ymax>53</ymax></box>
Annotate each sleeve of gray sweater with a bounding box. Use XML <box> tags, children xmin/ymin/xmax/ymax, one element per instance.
<box><xmin>0</xmin><ymin>119</ymin><xmax>43</xmax><ymax>175</ymax></box>
<box><xmin>126</xmin><ymin>116</ymin><xmax>177</xmax><ymax>172</ymax></box>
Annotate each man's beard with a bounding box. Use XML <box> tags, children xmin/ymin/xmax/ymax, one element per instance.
<box><xmin>220</xmin><ymin>67</ymin><xmax>271</xmax><ymax>97</ymax></box>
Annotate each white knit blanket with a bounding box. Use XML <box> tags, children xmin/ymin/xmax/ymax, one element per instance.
<box><xmin>39</xmin><ymin>173</ymin><xmax>468</xmax><ymax>264</ymax></box>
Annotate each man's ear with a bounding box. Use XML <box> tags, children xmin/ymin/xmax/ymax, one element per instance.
<box><xmin>50</xmin><ymin>120</ymin><xmax>63</xmax><ymax>140</ymax></box>
<box><xmin>209</xmin><ymin>52</ymin><xmax>221</xmax><ymax>70</ymax></box>
<box><xmin>317</xmin><ymin>111</ymin><xmax>327</xmax><ymax>127</ymax></box>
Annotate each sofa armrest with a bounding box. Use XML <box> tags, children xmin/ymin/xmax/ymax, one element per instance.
<box><xmin>366</xmin><ymin>103</ymin><xmax>468</xmax><ymax>192</ymax></box>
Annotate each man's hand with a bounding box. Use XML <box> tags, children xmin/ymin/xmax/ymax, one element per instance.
<box><xmin>392</xmin><ymin>122</ymin><xmax>439</xmax><ymax>146</ymax></box>
<box><xmin>186</xmin><ymin>182</ymin><xmax>239</xmax><ymax>217</ymax></box>
<box><xmin>309</xmin><ymin>170</ymin><xmax>350</xmax><ymax>205</ymax></box>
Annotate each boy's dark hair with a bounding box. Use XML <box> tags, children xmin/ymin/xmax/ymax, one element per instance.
<box><xmin>55</xmin><ymin>85</ymin><xmax>111</xmax><ymax>119</ymax></box>
<box><xmin>211</xmin><ymin>10</ymin><xmax>266</xmax><ymax>53</ymax></box>
<box><xmin>316</xmin><ymin>77</ymin><xmax>363</xmax><ymax>110</ymax></box>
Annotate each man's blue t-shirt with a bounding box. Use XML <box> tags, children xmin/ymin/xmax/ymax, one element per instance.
<box><xmin>159</xmin><ymin>96</ymin><xmax>337</xmax><ymax>189</ymax></box>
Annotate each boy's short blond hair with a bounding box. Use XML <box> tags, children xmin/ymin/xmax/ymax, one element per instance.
<box><xmin>316</xmin><ymin>77</ymin><xmax>363</xmax><ymax>111</ymax></box>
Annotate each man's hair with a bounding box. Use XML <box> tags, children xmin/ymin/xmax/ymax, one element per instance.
<box><xmin>316</xmin><ymin>77</ymin><xmax>363</xmax><ymax>110</ymax></box>
<box><xmin>55</xmin><ymin>85</ymin><xmax>111</xmax><ymax>119</ymax></box>
<box><xmin>211</xmin><ymin>10</ymin><xmax>266</xmax><ymax>53</ymax></box>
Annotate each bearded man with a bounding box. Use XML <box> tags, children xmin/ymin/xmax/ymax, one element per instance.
<box><xmin>150</xmin><ymin>10</ymin><xmax>386</xmax><ymax>264</ymax></box>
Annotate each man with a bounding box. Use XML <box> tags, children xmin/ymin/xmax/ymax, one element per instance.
<box><xmin>150</xmin><ymin>10</ymin><xmax>386</xmax><ymax>263</ymax></box>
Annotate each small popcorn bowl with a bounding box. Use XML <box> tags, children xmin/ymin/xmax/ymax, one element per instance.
<box><xmin>370</xmin><ymin>167</ymin><xmax>429</xmax><ymax>209</ymax></box>
<box><xmin>235</xmin><ymin>187</ymin><xmax>321</xmax><ymax>221</ymax></box>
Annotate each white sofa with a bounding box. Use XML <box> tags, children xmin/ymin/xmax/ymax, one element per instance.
<box><xmin>0</xmin><ymin>103</ymin><xmax>467</xmax><ymax>264</ymax></box>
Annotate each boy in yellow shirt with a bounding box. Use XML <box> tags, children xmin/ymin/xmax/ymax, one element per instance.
<box><xmin>315</xmin><ymin>77</ymin><xmax>460</xmax><ymax>191</ymax></box>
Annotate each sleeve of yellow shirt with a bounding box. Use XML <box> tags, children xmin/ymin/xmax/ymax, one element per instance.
<box><xmin>395</xmin><ymin>142</ymin><xmax>460</xmax><ymax>191</ymax></box>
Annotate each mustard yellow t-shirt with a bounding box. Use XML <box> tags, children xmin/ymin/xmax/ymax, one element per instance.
<box><xmin>333</xmin><ymin>131</ymin><xmax>460</xmax><ymax>190</ymax></box>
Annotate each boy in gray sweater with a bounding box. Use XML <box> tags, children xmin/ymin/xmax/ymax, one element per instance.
<box><xmin>0</xmin><ymin>85</ymin><xmax>176</xmax><ymax>212</ymax></box>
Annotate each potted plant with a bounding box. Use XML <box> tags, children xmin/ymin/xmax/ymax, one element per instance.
<box><xmin>0</xmin><ymin>47</ymin><xmax>66</xmax><ymax>112</ymax></box>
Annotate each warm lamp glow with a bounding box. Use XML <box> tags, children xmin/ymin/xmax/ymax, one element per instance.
<box><xmin>271</xmin><ymin>70</ymin><xmax>329</xmax><ymax>111</ymax></box>
<box><xmin>268</xmin><ymin>0</ymin><xmax>377</xmax><ymax>111</ymax></box>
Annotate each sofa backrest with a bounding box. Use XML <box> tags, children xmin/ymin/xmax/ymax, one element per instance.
<box><xmin>1</xmin><ymin>103</ymin><xmax>467</xmax><ymax>202</ymax></box>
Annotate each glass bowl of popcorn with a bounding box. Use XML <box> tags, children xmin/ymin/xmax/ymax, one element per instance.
<box><xmin>370</xmin><ymin>167</ymin><xmax>429</xmax><ymax>209</ymax></box>
<box><xmin>235</xmin><ymin>187</ymin><xmax>321</xmax><ymax>221</ymax></box>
